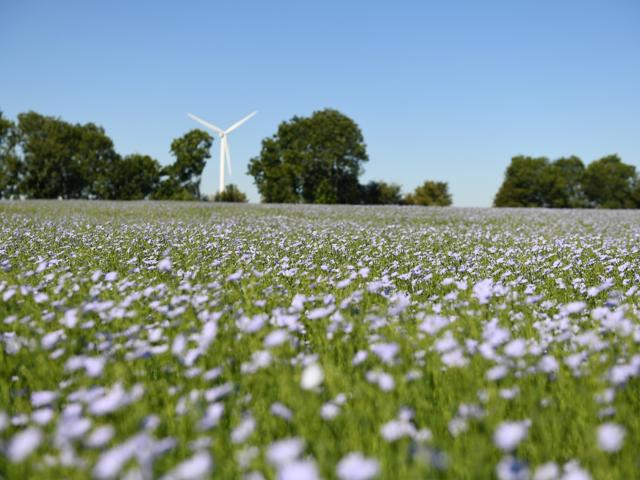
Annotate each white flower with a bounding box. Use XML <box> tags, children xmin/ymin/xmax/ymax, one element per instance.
<box><xmin>494</xmin><ymin>421</ymin><xmax>530</xmax><ymax>451</ymax></box>
<box><xmin>301</xmin><ymin>364</ymin><xmax>324</xmax><ymax>390</ymax></box>
<box><xmin>596</xmin><ymin>423</ymin><xmax>625</xmax><ymax>452</ymax></box>
<box><xmin>336</xmin><ymin>452</ymin><xmax>380</xmax><ymax>480</ymax></box>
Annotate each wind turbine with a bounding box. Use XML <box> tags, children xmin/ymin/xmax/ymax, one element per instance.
<box><xmin>187</xmin><ymin>111</ymin><xmax>257</xmax><ymax>193</ymax></box>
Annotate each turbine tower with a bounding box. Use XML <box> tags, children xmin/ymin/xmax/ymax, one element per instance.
<box><xmin>187</xmin><ymin>111</ymin><xmax>257</xmax><ymax>193</ymax></box>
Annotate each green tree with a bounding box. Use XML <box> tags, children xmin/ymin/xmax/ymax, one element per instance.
<box><xmin>544</xmin><ymin>156</ymin><xmax>587</xmax><ymax>208</ymax></box>
<box><xmin>405</xmin><ymin>180</ymin><xmax>452</xmax><ymax>206</ymax></box>
<box><xmin>0</xmin><ymin>111</ymin><xmax>22</xmax><ymax>198</ymax></box>
<box><xmin>166</xmin><ymin>129</ymin><xmax>213</xmax><ymax>199</ymax></box>
<box><xmin>360</xmin><ymin>181</ymin><xmax>402</xmax><ymax>204</ymax></box>
<box><xmin>106</xmin><ymin>154</ymin><xmax>161</xmax><ymax>200</ymax></box>
<box><xmin>16</xmin><ymin>111</ymin><xmax>118</xmax><ymax>198</ymax></box>
<box><xmin>213</xmin><ymin>184</ymin><xmax>248</xmax><ymax>202</ymax></box>
<box><xmin>248</xmin><ymin>109</ymin><xmax>368</xmax><ymax>203</ymax></box>
<box><xmin>582</xmin><ymin>155</ymin><xmax>637</xmax><ymax>208</ymax></box>
<box><xmin>494</xmin><ymin>156</ymin><xmax>552</xmax><ymax>207</ymax></box>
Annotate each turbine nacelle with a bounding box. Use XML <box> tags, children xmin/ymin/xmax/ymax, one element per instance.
<box><xmin>187</xmin><ymin>111</ymin><xmax>257</xmax><ymax>193</ymax></box>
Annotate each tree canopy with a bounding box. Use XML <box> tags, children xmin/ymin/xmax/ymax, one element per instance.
<box><xmin>213</xmin><ymin>183</ymin><xmax>248</xmax><ymax>203</ymax></box>
<box><xmin>360</xmin><ymin>181</ymin><xmax>402</xmax><ymax>205</ymax></box>
<box><xmin>582</xmin><ymin>155</ymin><xmax>636</xmax><ymax>209</ymax></box>
<box><xmin>15</xmin><ymin>111</ymin><xmax>118</xmax><ymax>199</ymax></box>
<box><xmin>107</xmin><ymin>154</ymin><xmax>161</xmax><ymax>200</ymax></box>
<box><xmin>405</xmin><ymin>181</ymin><xmax>452</xmax><ymax>206</ymax></box>
<box><xmin>0</xmin><ymin>110</ymin><xmax>214</xmax><ymax>201</ymax></box>
<box><xmin>494</xmin><ymin>154</ymin><xmax>638</xmax><ymax>209</ymax></box>
<box><xmin>248</xmin><ymin>109</ymin><xmax>368</xmax><ymax>204</ymax></box>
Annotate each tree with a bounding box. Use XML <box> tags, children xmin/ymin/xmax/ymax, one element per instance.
<box><xmin>213</xmin><ymin>184</ymin><xmax>248</xmax><ymax>202</ymax></box>
<box><xmin>405</xmin><ymin>181</ymin><xmax>452</xmax><ymax>206</ymax></box>
<box><xmin>106</xmin><ymin>154</ymin><xmax>161</xmax><ymax>200</ymax></box>
<box><xmin>494</xmin><ymin>156</ymin><xmax>552</xmax><ymax>207</ymax></box>
<box><xmin>248</xmin><ymin>109</ymin><xmax>368</xmax><ymax>203</ymax></box>
<box><xmin>167</xmin><ymin>129</ymin><xmax>213</xmax><ymax>199</ymax></box>
<box><xmin>360</xmin><ymin>181</ymin><xmax>402</xmax><ymax>204</ymax></box>
<box><xmin>0</xmin><ymin>111</ymin><xmax>22</xmax><ymax>198</ymax></box>
<box><xmin>582</xmin><ymin>155</ymin><xmax>637</xmax><ymax>209</ymax></box>
<box><xmin>16</xmin><ymin>111</ymin><xmax>118</xmax><ymax>198</ymax></box>
<box><xmin>544</xmin><ymin>156</ymin><xmax>587</xmax><ymax>208</ymax></box>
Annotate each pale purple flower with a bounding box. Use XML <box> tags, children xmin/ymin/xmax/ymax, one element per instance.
<box><xmin>162</xmin><ymin>451</ymin><xmax>212</xmax><ymax>480</ymax></box>
<box><xmin>370</xmin><ymin>342</ymin><xmax>399</xmax><ymax>364</ymax></box>
<box><xmin>596</xmin><ymin>423</ymin><xmax>625</xmax><ymax>452</ymax></box>
<box><xmin>267</xmin><ymin>437</ymin><xmax>304</xmax><ymax>467</ymax></box>
<box><xmin>494</xmin><ymin>420</ymin><xmax>530</xmax><ymax>451</ymax></box>
<box><xmin>533</xmin><ymin>462</ymin><xmax>559</xmax><ymax>480</ymax></box>
<box><xmin>31</xmin><ymin>390</ymin><xmax>58</xmax><ymax>407</ymax></box>
<box><xmin>278</xmin><ymin>460</ymin><xmax>319</xmax><ymax>480</ymax></box>
<box><xmin>8</xmin><ymin>427</ymin><xmax>42</xmax><ymax>462</ymax></box>
<box><xmin>157</xmin><ymin>258</ymin><xmax>172</xmax><ymax>272</ymax></box>
<box><xmin>336</xmin><ymin>452</ymin><xmax>380</xmax><ymax>480</ymax></box>
<box><xmin>231</xmin><ymin>414</ymin><xmax>255</xmax><ymax>444</ymax></box>
<box><xmin>496</xmin><ymin>456</ymin><xmax>529</xmax><ymax>480</ymax></box>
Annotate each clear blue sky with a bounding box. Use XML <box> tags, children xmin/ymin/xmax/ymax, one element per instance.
<box><xmin>2</xmin><ymin>0</ymin><xmax>639</xmax><ymax>205</ymax></box>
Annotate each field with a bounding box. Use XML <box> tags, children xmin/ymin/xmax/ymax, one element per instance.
<box><xmin>1</xmin><ymin>201</ymin><xmax>639</xmax><ymax>480</ymax></box>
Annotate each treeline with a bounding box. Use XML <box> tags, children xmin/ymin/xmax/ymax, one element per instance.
<box><xmin>494</xmin><ymin>155</ymin><xmax>640</xmax><ymax>208</ymax></box>
<box><xmin>0</xmin><ymin>110</ymin><xmax>220</xmax><ymax>201</ymax></box>
<box><xmin>0</xmin><ymin>108</ymin><xmax>452</xmax><ymax>205</ymax></box>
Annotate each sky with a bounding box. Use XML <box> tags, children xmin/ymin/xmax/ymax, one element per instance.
<box><xmin>1</xmin><ymin>0</ymin><xmax>639</xmax><ymax>206</ymax></box>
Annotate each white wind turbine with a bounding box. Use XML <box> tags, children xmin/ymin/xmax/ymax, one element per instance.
<box><xmin>187</xmin><ymin>111</ymin><xmax>257</xmax><ymax>193</ymax></box>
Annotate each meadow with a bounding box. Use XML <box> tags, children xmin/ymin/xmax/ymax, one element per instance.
<box><xmin>1</xmin><ymin>201</ymin><xmax>639</xmax><ymax>480</ymax></box>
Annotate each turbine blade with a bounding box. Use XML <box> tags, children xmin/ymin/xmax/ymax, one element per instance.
<box><xmin>224</xmin><ymin>138</ymin><xmax>232</xmax><ymax>176</ymax></box>
<box><xmin>187</xmin><ymin>113</ymin><xmax>224</xmax><ymax>134</ymax></box>
<box><xmin>224</xmin><ymin>111</ymin><xmax>257</xmax><ymax>134</ymax></box>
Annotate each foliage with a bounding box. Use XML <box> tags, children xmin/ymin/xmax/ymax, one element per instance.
<box><xmin>0</xmin><ymin>111</ymin><xmax>22</xmax><ymax>198</ymax></box>
<box><xmin>106</xmin><ymin>154</ymin><xmax>161</xmax><ymax>200</ymax></box>
<box><xmin>493</xmin><ymin>156</ymin><xmax>552</xmax><ymax>207</ymax></box>
<box><xmin>15</xmin><ymin>111</ymin><xmax>118</xmax><ymax>199</ymax></box>
<box><xmin>248</xmin><ymin>109</ymin><xmax>368</xmax><ymax>204</ymax></box>
<box><xmin>158</xmin><ymin>129</ymin><xmax>213</xmax><ymax>200</ymax></box>
<box><xmin>405</xmin><ymin>180</ymin><xmax>452</xmax><ymax>206</ymax></box>
<box><xmin>360</xmin><ymin>181</ymin><xmax>402</xmax><ymax>205</ymax></box>
<box><xmin>582</xmin><ymin>155</ymin><xmax>637</xmax><ymax>209</ymax></box>
<box><xmin>545</xmin><ymin>156</ymin><xmax>588</xmax><ymax>208</ymax></box>
<box><xmin>495</xmin><ymin>154</ymin><xmax>638</xmax><ymax>209</ymax></box>
<box><xmin>213</xmin><ymin>183</ymin><xmax>248</xmax><ymax>202</ymax></box>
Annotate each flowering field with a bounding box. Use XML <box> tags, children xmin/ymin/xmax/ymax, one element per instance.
<box><xmin>1</xmin><ymin>201</ymin><xmax>639</xmax><ymax>480</ymax></box>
